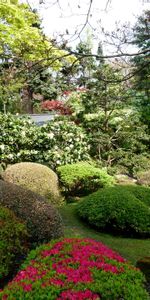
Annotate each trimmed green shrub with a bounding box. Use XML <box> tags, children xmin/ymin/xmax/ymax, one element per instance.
<box><xmin>57</xmin><ymin>162</ymin><xmax>114</xmax><ymax>197</ymax></box>
<box><xmin>0</xmin><ymin>180</ymin><xmax>63</xmax><ymax>244</ymax></box>
<box><xmin>137</xmin><ymin>170</ymin><xmax>150</xmax><ymax>187</ymax></box>
<box><xmin>0</xmin><ymin>238</ymin><xmax>149</xmax><ymax>300</ymax></box>
<box><xmin>77</xmin><ymin>186</ymin><xmax>150</xmax><ymax>237</ymax></box>
<box><xmin>0</xmin><ymin>206</ymin><xmax>29</xmax><ymax>280</ymax></box>
<box><xmin>2</xmin><ymin>162</ymin><xmax>61</xmax><ymax>205</ymax></box>
<box><xmin>118</xmin><ymin>185</ymin><xmax>150</xmax><ymax>207</ymax></box>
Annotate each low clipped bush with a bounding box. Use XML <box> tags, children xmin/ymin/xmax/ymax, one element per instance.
<box><xmin>0</xmin><ymin>238</ymin><xmax>149</xmax><ymax>300</ymax></box>
<box><xmin>77</xmin><ymin>186</ymin><xmax>150</xmax><ymax>237</ymax></box>
<box><xmin>0</xmin><ymin>206</ymin><xmax>29</xmax><ymax>280</ymax></box>
<box><xmin>119</xmin><ymin>185</ymin><xmax>150</xmax><ymax>207</ymax></box>
<box><xmin>137</xmin><ymin>170</ymin><xmax>150</xmax><ymax>187</ymax></box>
<box><xmin>57</xmin><ymin>162</ymin><xmax>114</xmax><ymax>197</ymax></box>
<box><xmin>2</xmin><ymin>162</ymin><xmax>62</xmax><ymax>205</ymax></box>
<box><xmin>0</xmin><ymin>180</ymin><xmax>63</xmax><ymax>244</ymax></box>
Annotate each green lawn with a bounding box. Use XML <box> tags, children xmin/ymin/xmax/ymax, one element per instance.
<box><xmin>59</xmin><ymin>203</ymin><xmax>150</xmax><ymax>265</ymax></box>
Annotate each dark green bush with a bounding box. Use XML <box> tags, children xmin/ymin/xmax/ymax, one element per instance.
<box><xmin>119</xmin><ymin>185</ymin><xmax>150</xmax><ymax>207</ymax></box>
<box><xmin>136</xmin><ymin>257</ymin><xmax>150</xmax><ymax>284</ymax></box>
<box><xmin>0</xmin><ymin>180</ymin><xmax>63</xmax><ymax>245</ymax></box>
<box><xmin>0</xmin><ymin>205</ymin><xmax>29</xmax><ymax>280</ymax></box>
<box><xmin>57</xmin><ymin>162</ymin><xmax>114</xmax><ymax>197</ymax></box>
<box><xmin>77</xmin><ymin>186</ymin><xmax>150</xmax><ymax>237</ymax></box>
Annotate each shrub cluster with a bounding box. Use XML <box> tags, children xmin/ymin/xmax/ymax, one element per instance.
<box><xmin>2</xmin><ymin>162</ymin><xmax>61</xmax><ymax>205</ymax></box>
<box><xmin>57</xmin><ymin>162</ymin><xmax>114</xmax><ymax>197</ymax></box>
<box><xmin>0</xmin><ymin>238</ymin><xmax>149</xmax><ymax>299</ymax></box>
<box><xmin>0</xmin><ymin>206</ymin><xmax>29</xmax><ymax>280</ymax></box>
<box><xmin>0</xmin><ymin>180</ymin><xmax>63</xmax><ymax>244</ymax></box>
<box><xmin>0</xmin><ymin>114</ymin><xmax>90</xmax><ymax>169</ymax></box>
<box><xmin>77</xmin><ymin>186</ymin><xmax>150</xmax><ymax>237</ymax></box>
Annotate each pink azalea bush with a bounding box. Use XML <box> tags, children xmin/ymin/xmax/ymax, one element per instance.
<box><xmin>0</xmin><ymin>238</ymin><xmax>149</xmax><ymax>299</ymax></box>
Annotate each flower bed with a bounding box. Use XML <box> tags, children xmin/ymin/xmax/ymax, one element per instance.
<box><xmin>0</xmin><ymin>238</ymin><xmax>149</xmax><ymax>299</ymax></box>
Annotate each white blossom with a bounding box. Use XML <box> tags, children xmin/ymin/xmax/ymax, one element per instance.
<box><xmin>47</xmin><ymin>132</ymin><xmax>54</xmax><ymax>139</ymax></box>
<box><xmin>0</xmin><ymin>144</ymin><xmax>5</xmax><ymax>151</ymax></box>
<box><xmin>8</xmin><ymin>154</ymin><xmax>14</xmax><ymax>159</ymax></box>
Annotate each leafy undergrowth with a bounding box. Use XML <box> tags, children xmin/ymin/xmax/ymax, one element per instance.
<box><xmin>59</xmin><ymin>204</ymin><xmax>150</xmax><ymax>265</ymax></box>
<box><xmin>0</xmin><ymin>238</ymin><xmax>149</xmax><ymax>299</ymax></box>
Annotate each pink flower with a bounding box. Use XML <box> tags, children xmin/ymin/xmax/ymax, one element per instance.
<box><xmin>23</xmin><ymin>284</ymin><xmax>32</xmax><ymax>292</ymax></box>
<box><xmin>0</xmin><ymin>237</ymin><xmax>128</xmax><ymax>298</ymax></box>
<box><xmin>57</xmin><ymin>289</ymin><xmax>100</xmax><ymax>300</ymax></box>
<box><xmin>2</xmin><ymin>295</ymin><xmax>8</xmax><ymax>300</ymax></box>
<box><xmin>50</xmin><ymin>278</ymin><xmax>64</xmax><ymax>287</ymax></box>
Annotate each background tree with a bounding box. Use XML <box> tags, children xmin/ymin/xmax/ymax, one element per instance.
<box><xmin>132</xmin><ymin>10</ymin><xmax>150</xmax><ymax>128</ymax></box>
<box><xmin>0</xmin><ymin>1</ymin><xmax>75</xmax><ymax>113</ymax></box>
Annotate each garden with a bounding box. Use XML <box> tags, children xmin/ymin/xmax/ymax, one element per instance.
<box><xmin>0</xmin><ymin>1</ymin><xmax>150</xmax><ymax>299</ymax></box>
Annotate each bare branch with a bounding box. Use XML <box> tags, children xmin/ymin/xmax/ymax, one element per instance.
<box><xmin>104</xmin><ymin>0</ymin><xmax>111</xmax><ymax>12</ymax></box>
<box><xmin>70</xmin><ymin>48</ymin><xmax>150</xmax><ymax>59</ymax></box>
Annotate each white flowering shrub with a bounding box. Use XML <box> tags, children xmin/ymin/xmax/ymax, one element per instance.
<box><xmin>0</xmin><ymin>114</ymin><xmax>90</xmax><ymax>169</ymax></box>
<box><xmin>42</xmin><ymin>120</ymin><xmax>90</xmax><ymax>168</ymax></box>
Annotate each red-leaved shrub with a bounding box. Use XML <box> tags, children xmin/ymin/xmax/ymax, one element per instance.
<box><xmin>41</xmin><ymin>100</ymin><xmax>72</xmax><ymax>115</ymax></box>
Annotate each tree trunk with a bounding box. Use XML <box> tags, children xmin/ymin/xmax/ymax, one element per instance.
<box><xmin>21</xmin><ymin>85</ymin><xmax>33</xmax><ymax>114</ymax></box>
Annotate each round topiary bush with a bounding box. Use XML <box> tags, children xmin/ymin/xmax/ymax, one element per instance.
<box><xmin>0</xmin><ymin>205</ymin><xmax>29</xmax><ymax>281</ymax></box>
<box><xmin>0</xmin><ymin>238</ymin><xmax>149</xmax><ymax>299</ymax></box>
<box><xmin>119</xmin><ymin>185</ymin><xmax>150</xmax><ymax>207</ymax></box>
<box><xmin>57</xmin><ymin>162</ymin><xmax>114</xmax><ymax>198</ymax></box>
<box><xmin>0</xmin><ymin>180</ymin><xmax>63</xmax><ymax>244</ymax></box>
<box><xmin>2</xmin><ymin>162</ymin><xmax>62</xmax><ymax>205</ymax></box>
<box><xmin>77</xmin><ymin>186</ymin><xmax>150</xmax><ymax>237</ymax></box>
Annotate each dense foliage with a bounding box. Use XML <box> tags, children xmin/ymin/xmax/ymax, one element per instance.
<box><xmin>0</xmin><ymin>114</ymin><xmax>90</xmax><ymax>168</ymax></box>
<box><xmin>74</xmin><ymin>105</ymin><xmax>149</xmax><ymax>171</ymax></box>
<box><xmin>0</xmin><ymin>180</ymin><xmax>63</xmax><ymax>244</ymax></box>
<box><xmin>0</xmin><ymin>1</ymin><xmax>75</xmax><ymax>113</ymax></box>
<box><xmin>0</xmin><ymin>238</ymin><xmax>149</xmax><ymax>300</ymax></box>
<box><xmin>132</xmin><ymin>10</ymin><xmax>150</xmax><ymax>128</ymax></box>
<box><xmin>0</xmin><ymin>205</ymin><xmax>28</xmax><ymax>280</ymax></box>
<box><xmin>2</xmin><ymin>162</ymin><xmax>61</xmax><ymax>205</ymax></box>
<box><xmin>120</xmin><ymin>185</ymin><xmax>150</xmax><ymax>207</ymax></box>
<box><xmin>57</xmin><ymin>162</ymin><xmax>114</xmax><ymax>197</ymax></box>
<box><xmin>77</xmin><ymin>186</ymin><xmax>150</xmax><ymax>237</ymax></box>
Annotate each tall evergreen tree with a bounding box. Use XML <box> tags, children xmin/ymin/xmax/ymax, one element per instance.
<box><xmin>132</xmin><ymin>10</ymin><xmax>150</xmax><ymax>127</ymax></box>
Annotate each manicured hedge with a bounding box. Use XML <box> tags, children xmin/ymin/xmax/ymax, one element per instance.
<box><xmin>2</xmin><ymin>162</ymin><xmax>61</xmax><ymax>205</ymax></box>
<box><xmin>0</xmin><ymin>238</ymin><xmax>149</xmax><ymax>299</ymax></box>
<box><xmin>0</xmin><ymin>206</ymin><xmax>29</xmax><ymax>280</ymax></box>
<box><xmin>57</xmin><ymin>162</ymin><xmax>114</xmax><ymax>197</ymax></box>
<box><xmin>77</xmin><ymin>186</ymin><xmax>150</xmax><ymax>237</ymax></box>
<box><xmin>0</xmin><ymin>180</ymin><xmax>63</xmax><ymax>244</ymax></box>
<box><xmin>119</xmin><ymin>185</ymin><xmax>150</xmax><ymax>207</ymax></box>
